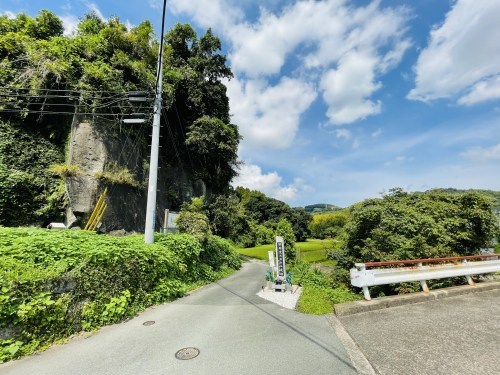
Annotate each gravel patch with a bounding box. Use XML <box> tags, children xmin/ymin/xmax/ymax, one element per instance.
<box><xmin>257</xmin><ymin>285</ymin><xmax>302</xmax><ymax>310</ymax></box>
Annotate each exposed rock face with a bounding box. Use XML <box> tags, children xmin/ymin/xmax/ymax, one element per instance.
<box><xmin>65</xmin><ymin>120</ymin><xmax>204</xmax><ymax>232</ymax></box>
<box><xmin>65</xmin><ymin>122</ymin><xmax>106</xmax><ymax>227</ymax></box>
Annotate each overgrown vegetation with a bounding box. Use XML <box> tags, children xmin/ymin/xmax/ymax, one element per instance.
<box><xmin>309</xmin><ymin>211</ymin><xmax>350</xmax><ymax>239</ymax></box>
<box><xmin>0</xmin><ymin>227</ymin><xmax>241</xmax><ymax>363</ymax></box>
<box><xmin>48</xmin><ymin>164</ymin><xmax>81</xmax><ymax>178</ymax></box>
<box><xmin>291</xmin><ymin>262</ymin><xmax>361</xmax><ymax>315</ymax></box>
<box><xmin>329</xmin><ymin>188</ymin><xmax>499</xmax><ymax>296</ymax></box>
<box><xmin>94</xmin><ymin>162</ymin><xmax>141</xmax><ymax>188</ymax></box>
<box><xmin>0</xmin><ymin>11</ymin><xmax>240</xmax><ymax>226</ymax></box>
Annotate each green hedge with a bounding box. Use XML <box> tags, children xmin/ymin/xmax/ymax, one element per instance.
<box><xmin>0</xmin><ymin>227</ymin><xmax>240</xmax><ymax>362</ymax></box>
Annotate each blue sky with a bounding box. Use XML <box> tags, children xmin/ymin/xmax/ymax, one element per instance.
<box><xmin>2</xmin><ymin>0</ymin><xmax>499</xmax><ymax>207</ymax></box>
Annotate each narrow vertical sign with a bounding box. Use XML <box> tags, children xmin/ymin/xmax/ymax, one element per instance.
<box><xmin>268</xmin><ymin>251</ymin><xmax>275</xmax><ymax>268</ymax></box>
<box><xmin>275</xmin><ymin>236</ymin><xmax>286</xmax><ymax>279</ymax></box>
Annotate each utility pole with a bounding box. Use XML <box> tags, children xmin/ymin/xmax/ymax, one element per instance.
<box><xmin>145</xmin><ymin>0</ymin><xmax>167</xmax><ymax>244</ymax></box>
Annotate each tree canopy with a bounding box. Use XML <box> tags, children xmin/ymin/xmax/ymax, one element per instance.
<box><xmin>331</xmin><ymin>189</ymin><xmax>498</xmax><ymax>270</ymax></box>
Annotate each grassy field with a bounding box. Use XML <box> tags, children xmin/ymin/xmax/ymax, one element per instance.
<box><xmin>237</xmin><ymin>239</ymin><xmax>336</xmax><ymax>264</ymax></box>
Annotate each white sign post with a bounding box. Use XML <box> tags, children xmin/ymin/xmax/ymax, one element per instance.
<box><xmin>268</xmin><ymin>251</ymin><xmax>275</xmax><ymax>268</ymax></box>
<box><xmin>274</xmin><ymin>236</ymin><xmax>286</xmax><ymax>292</ymax></box>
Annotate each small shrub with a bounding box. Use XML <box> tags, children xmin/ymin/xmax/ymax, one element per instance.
<box><xmin>94</xmin><ymin>162</ymin><xmax>140</xmax><ymax>188</ymax></box>
<box><xmin>48</xmin><ymin>164</ymin><xmax>81</xmax><ymax>178</ymax></box>
<box><xmin>175</xmin><ymin>211</ymin><xmax>211</xmax><ymax>241</ymax></box>
<box><xmin>200</xmin><ymin>236</ymin><xmax>241</xmax><ymax>270</ymax></box>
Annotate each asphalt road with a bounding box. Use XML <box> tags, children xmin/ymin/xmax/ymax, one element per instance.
<box><xmin>339</xmin><ymin>288</ymin><xmax>500</xmax><ymax>375</ymax></box>
<box><xmin>0</xmin><ymin>260</ymin><xmax>357</xmax><ymax>375</ymax></box>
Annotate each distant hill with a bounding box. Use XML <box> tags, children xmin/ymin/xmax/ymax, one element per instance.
<box><xmin>304</xmin><ymin>203</ymin><xmax>343</xmax><ymax>214</ymax></box>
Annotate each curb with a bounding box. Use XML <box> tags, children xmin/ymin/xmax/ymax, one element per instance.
<box><xmin>334</xmin><ymin>281</ymin><xmax>500</xmax><ymax>317</ymax></box>
<box><xmin>326</xmin><ymin>314</ymin><xmax>377</xmax><ymax>375</ymax></box>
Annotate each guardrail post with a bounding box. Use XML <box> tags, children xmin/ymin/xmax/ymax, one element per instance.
<box><xmin>417</xmin><ymin>262</ymin><xmax>430</xmax><ymax>292</ymax></box>
<box><xmin>462</xmin><ymin>259</ymin><xmax>475</xmax><ymax>285</ymax></box>
<box><xmin>358</xmin><ymin>264</ymin><xmax>372</xmax><ymax>301</ymax></box>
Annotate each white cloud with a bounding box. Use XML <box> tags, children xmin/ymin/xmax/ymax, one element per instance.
<box><xmin>384</xmin><ymin>155</ymin><xmax>414</xmax><ymax>167</ymax></box>
<box><xmin>409</xmin><ymin>0</ymin><xmax>500</xmax><ymax>104</ymax></box>
<box><xmin>232</xmin><ymin>163</ymin><xmax>298</xmax><ymax>202</ymax></box>
<box><xmin>170</xmin><ymin>0</ymin><xmax>243</xmax><ymax>34</ymax></box>
<box><xmin>461</xmin><ymin>144</ymin><xmax>500</xmax><ymax>161</ymax></box>
<box><xmin>84</xmin><ymin>2</ymin><xmax>105</xmax><ymax>20</ymax></box>
<box><xmin>320</xmin><ymin>51</ymin><xmax>382</xmax><ymax>124</ymax></box>
<box><xmin>225</xmin><ymin>76</ymin><xmax>316</xmax><ymax>149</ymax></box>
<box><xmin>148</xmin><ymin>0</ymin><xmax>162</xmax><ymax>10</ymax></box>
<box><xmin>2</xmin><ymin>11</ymin><xmax>16</xmax><ymax>19</ymax></box>
<box><xmin>334</xmin><ymin>129</ymin><xmax>351</xmax><ymax>140</ymax></box>
<box><xmin>457</xmin><ymin>75</ymin><xmax>500</xmax><ymax>106</ymax></box>
<box><xmin>60</xmin><ymin>15</ymin><xmax>79</xmax><ymax>36</ymax></box>
<box><xmin>173</xmin><ymin>0</ymin><xmax>411</xmax><ymax>126</ymax></box>
<box><xmin>125</xmin><ymin>20</ymin><xmax>134</xmax><ymax>32</ymax></box>
<box><xmin>372</xmin><ymin>128</ymin><xmax>382</xmax><ymax>138</ymax></box>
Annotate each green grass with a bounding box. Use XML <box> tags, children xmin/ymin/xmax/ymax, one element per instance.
<box><xmin>296</xmin><ymin>287</ymin><xmax>333</xmax><ymax>314</ymax></box>
<box><xmin>296</xmin><ymin>286</ymin><xmax>362</xmax><ymax>315</ymax></box>
<box><xmin>237</xmin><ymin>239</ymin><xmax>334</xmax><ymax>263</ymax></box>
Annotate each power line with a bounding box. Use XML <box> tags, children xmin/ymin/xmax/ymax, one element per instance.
<box><xmin>0</xmin><ymin>108</ymin><xmax>131</xmax><ymax>116</ymax></box>
<box><xmin>0</xmin><ymin>86</ymin><xmax>152</xmax><ymax>96</ymax></box>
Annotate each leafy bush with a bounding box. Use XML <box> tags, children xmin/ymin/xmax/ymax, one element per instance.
<box><xmin>175</xmin><ymin>211</ymin><xmax>212</xmax><ymax>241</ymax></box>
<box><xmin>292</xmin><ymin>262</ymin><xmax>361</xmax><ymax>315</ymax></box>
<box><xmin>0</xmin><ymin>121</ymin><xmax>65</xmax><ymax>225</ymax></box>
<box><xmin>0</xmin><ymin>228</ymin><xmax>240</xmax><ymax>363</ymax></box>
<box><xmin>309</xmin><ymin>211</ymin><xmax>350</xmax><ymax>239</ymax></box>
<box><xmin>0</xmin><ymin>164</ymin><xmax>40</xmax><ymax>226</ymax></box>
<box><xmin>255</xmin><ymin>224</ymin><xmax>274</xmax><ymax>246</ymax></box>
<box><xmin>330</xmin><ymin>189</ymin><xmax>499</xmax><ymax>295</ymax></box>
<box><xmin>200</xmin><ymin>235</ymin><xmax>241</xmax><ymax>270</ymax></box>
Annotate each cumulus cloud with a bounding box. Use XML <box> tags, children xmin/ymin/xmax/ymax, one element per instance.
<box><xmin>461</xmin><ymin>144</ymin><xmax>500</xmax><ymax>161</ymax></box>
<box><xmin>408</xmin><ymin>0</ymin><xmax>500</xmax><ymax>104</ymax></box>
<box><xmin>232</xmin><ymin>163</ymin><xmax>298</xmax><ymax>202</ymax></box>
<box><xmin>225</xmin><ymin>76</ymin><xmax>316</xmax><ymax>149</ymax></box>
<box><xmin>320</xmin><ymin>51</ymin><xmax>382</xmax><ymax>124</ymax></box>
<box><xmin>172</xmin><ymin>0</ymin><xmax>411</xmax><ymax>128</ymax></box>
<box><xmin>60</xmin><ymin>15</ymin><xmax>79</xmax><ymax>36</ymax></box>
<box><xmin>170</xmin><ymin>0</ymin><xmax>243</xmax><ymax>34</ymax></box>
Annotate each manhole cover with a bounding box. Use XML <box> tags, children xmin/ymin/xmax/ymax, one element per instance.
<box><xmin>175</xmin><ymin>347</ymin><xmax>200</xmax><ymax>360</ymax></box>
<box><xmin>143</xmin><ymin>321</ymin><xmax>155</xmax><ymax>326</ymax></box>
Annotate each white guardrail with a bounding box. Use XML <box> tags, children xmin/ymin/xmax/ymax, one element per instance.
<box><xmin>350</xmin><ymin>254</ymin><xmax>500</xmax><ymax>300</ymax></box>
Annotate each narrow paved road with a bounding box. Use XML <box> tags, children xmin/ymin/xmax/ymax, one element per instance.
<box><xmin>0</xmin><ymin>260</ymin><xmax>357</xmax><ymax>375</ymax></box>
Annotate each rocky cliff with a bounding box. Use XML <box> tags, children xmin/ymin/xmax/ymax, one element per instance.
<box><xmin>65</xmin><ymin>119</ymin><xmax>205</xmax><ymax>232</ymax></box>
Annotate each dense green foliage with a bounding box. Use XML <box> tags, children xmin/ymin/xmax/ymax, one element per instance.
<box><xmin>0</xmin><ymin>227</ymin><xmax>240</xmax><ymax>362</ymax></box>
<box><xmin>329</xmin><ymin>189</ymin><xmax>499</xmax><ymax>293</ymax></box>
<box><xmin>0</xmin><ymin>11</ymin><xmax>240</xmax><ymax>226</ymax></box>
<box><xmin>0</xmin><ymin>121</ymin><xmax>65</xmax><ymax>226</ymax></box>
<box><xmin>179</xmin><ymin>189</ymin><xmax>312</xmax><ymax>249</ymax></box>
<box><xmin>309</xmin><ymin>211</ymin><xmax>350</xmax><ymax>239</ymax></box>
